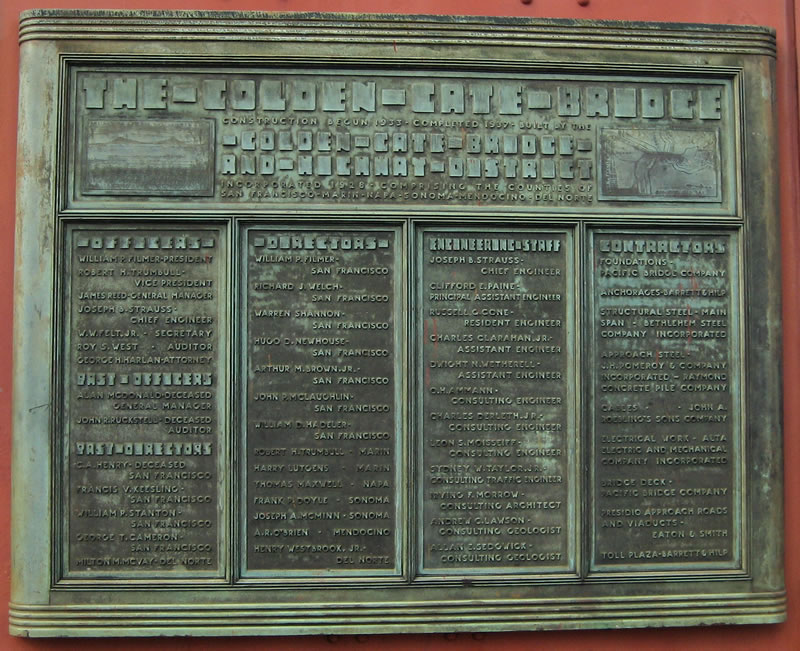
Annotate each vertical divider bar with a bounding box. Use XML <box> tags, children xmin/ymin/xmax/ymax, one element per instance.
<box><xmin>408</xmin><ymin>218</ymin><xmax>418</xmax><ymax>582</ymax></box>
<box><xmin>577</xmin><ymin>220</ymin><xmax>587</xmax><ymax>580</ymax></box>
<box><xmin>53</xmin><ymin>58</ymin><xmax>74</xmax><ymax>585</ymax></box>
<box><xmin>53</xmin><ymin>217</ymin><xmax>66</xmax><ymax>585</ymax></box>
<box><xmin>228</xmin><ymin>216</ymin><xmax>237</xmax><ymax>585</ymax></box>
<box><xmin>410</xmin><ymin>218</ymin><xmax>421</xmax><ymax>581</ymax></box>
<box><xmin>235</xmin><ymin>219</ymin><xmax>248</xmax><ymax>581</ymax></box>
<box><xmin>411</xmin><ymin>220</ymin><xmax>423</xmax><ymax>581</ymax></box>
<box><xmin>736</xmin><ymin>224</ymin><xmax>748</xmax><ymax>574</ymax></box>
<box><xmin>53</xmin><ymin>58</ymin><xmax>71</xmax><ymax>584</ymax></box>
<box><xmin>52</xmin><ymin>55</ymin><xmax>69</xmax><ymax>585</ymax></box>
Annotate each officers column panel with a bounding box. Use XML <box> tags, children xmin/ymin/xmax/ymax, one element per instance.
<box><xmin>62</xmin><ymin>225</ymin><xmax>228</xmax><ymax>580</ymax></box>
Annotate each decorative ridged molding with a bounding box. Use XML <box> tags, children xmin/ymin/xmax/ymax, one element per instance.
<box><xmin>9</xmin><ymin>592</ymin><xmax>787</xmax><ymax>636</ymax></box>
<box><xmin>18</xmin><ymin>11</ymin><xmax>776</xmax><ymax>58</ymax></box>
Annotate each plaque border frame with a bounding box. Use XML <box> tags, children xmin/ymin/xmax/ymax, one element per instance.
<box><xmin>11</xmin><ymin>10</ymin><xmax>784</xmax><ymax>637</ymax></box>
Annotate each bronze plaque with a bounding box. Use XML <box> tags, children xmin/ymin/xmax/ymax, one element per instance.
<box><xmin>62</xmin><ymin>225</ymin><xmax>228</xmax><ymax>579</ymax></box>
<box><xmin>10</xmin><ymin>11</ymin><xmax>783</xmax><ymax>637</ymax></box>
<box><xmin>241</xmin><ymin>227</ymin><xmax>403</xmax><ymax>577</ymax></box>
<box><xmin>418</xmin><ymin>228</ymin><xmax>575</xmax><ymax>575</ymax></box>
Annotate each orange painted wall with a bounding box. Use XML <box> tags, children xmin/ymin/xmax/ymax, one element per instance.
<box><xmin>1</xmin><ymin>0</ymin><xmax>798</xmax><ymax>649</ymax></box>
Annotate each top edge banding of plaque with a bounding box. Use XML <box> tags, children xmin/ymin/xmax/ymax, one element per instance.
<box><xmin>10</xmin><ymin>11</ymin><xmax>783</xmax><ymax>637</ymax></box>
<box><xmin>17</xmin><ymin>12</ymin><xmax>778</xmax><ymax>58</ymax></box>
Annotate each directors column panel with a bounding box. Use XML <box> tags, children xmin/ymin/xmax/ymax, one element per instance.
<box><xmin>240</xmin><ymin>225</ymin><xmax>405</xmax><ymax>579</ymax></box>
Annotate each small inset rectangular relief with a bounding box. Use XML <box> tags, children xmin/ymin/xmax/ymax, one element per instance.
<box><xmin>81</xmin><ymin>118</ymin><xmax>215</xmax><ymax>196</ymax></box>
<box><xmin>599</xmin><ymin>128</ymin><xmax>721</xmax><ymax>202</ymax></box>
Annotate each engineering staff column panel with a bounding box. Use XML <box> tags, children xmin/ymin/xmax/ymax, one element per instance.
<box><xmin>10</xmin><ymin>11</ymin><xmax>782</xmax><ymax>636</ymax></box>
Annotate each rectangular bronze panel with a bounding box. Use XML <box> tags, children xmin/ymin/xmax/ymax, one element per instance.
<box><xmin>598</xmin><ymin>128</ymin><xmax>722</xmax><ymax>201</ymax></box>
<box><xmin>589</xmin><ymin>229</ymin><xmax>741</xmax><ymax>572</ymax></box>
<box><xmin>81</xmin><ymin>118</ymin><xmax>215</xmax><ymax>196</ymax></box>
<box><xmin>62</xmin><ymin>225</ymin><xmax>228</xmax><ymax>580</ymax></box>
<box><xmin>241</xmin><ymin>226</ymin><xmax>403</xmax><ymax>577</ymax></box>
<box><xmin>68</xmin><ymin>68</ymin><xmax>737</xmax><ymax>214</ymax></box>
<box><xmin>417</xmin><ymin>228</ymin><xmax>576</xmax><ymax>575</ymax></box>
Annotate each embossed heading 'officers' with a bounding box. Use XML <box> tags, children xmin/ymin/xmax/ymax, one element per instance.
<box><xmin>11</xmin><ymin>10</ymin><xmax>783</xmax><ymax>636</ymax></box>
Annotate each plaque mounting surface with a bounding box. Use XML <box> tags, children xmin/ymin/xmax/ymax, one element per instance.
<box><xmin>11</xmin><ymin>10</ymin><xmax>783</xmax><ymax>637</ymax></box>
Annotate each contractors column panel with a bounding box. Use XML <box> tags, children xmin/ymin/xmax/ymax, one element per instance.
<box><xmin>588</xmin><ymin>230</ymin><xmax>742</xmax><ymax>574</ymax></box>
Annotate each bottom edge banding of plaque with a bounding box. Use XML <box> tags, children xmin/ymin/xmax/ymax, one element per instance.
<box><xmin>8</xmin><ymin>592</ymin><xmax>787</xmax><ymax>637</ymax></box>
